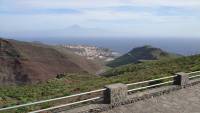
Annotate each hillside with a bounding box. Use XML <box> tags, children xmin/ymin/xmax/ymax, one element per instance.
<box><xmin>103</xmin><ymin>54</ymin><xmax>200</xmax><ymax>77</ymax></box>
<box><xmin>107</xmin><ymin>45</ymin><xmax>181</xmax><ymax>67</ymax></box>
<box><xmin>1</xmin><ymin>54</ymin><xmax>200</xmax><ymax>112</ymax></box>
<box><xmin>53</xmin><ymin>45</ymin><xmax>102</xmax><ymax>74</ymax></box>
<box><xmin>0</xmin><ymin>38</ymin><xmax>100</xmax><ymax>85</ymax></box>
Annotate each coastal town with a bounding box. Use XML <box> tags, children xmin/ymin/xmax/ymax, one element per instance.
<box><xmin>61</xmin><ymin>45</ymin><xmax>120</xmax><ymax>61</ymax></box>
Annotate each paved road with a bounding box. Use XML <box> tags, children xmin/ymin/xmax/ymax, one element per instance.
<box><xmin>102</xmin><ymin>84</ymin><xmax>200</xmax><ymax>113</ymax></box>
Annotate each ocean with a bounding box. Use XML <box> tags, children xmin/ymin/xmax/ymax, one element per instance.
<box><xmin>14</xmin><ymin>37</ymin><xmax>200</xmax><ymax>56</ymax></box>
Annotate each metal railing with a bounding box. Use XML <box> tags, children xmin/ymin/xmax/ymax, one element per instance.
<box><xmin>0</xmin><ymin>89</ymin><xmax>105</xmax><ymax>112</ymax></box>
<box><xmin>127</xmin><ymin>75</ymin><xmax>175</xmax><ymax>92</ymax></box>
<box><xmin>128</xmin><ymin>80</ymin><xmax>173</xmax><ymax>92</ymax></box>
<box><xmin>189</xmin><ymin>74</ymin><xmax>200</xmax><ymax>79</ymax></box>
<box><xmin>187</xmin><ymin>70</ymin><xmax>200</xmax><ymax>75</ymax></box>
<box><xmin>0</xmin><ymin>70</ymin><xmax>200</xmax><ymax>113</ymax></box>
<box><xmin>187</xmin><ymin>70</ymin><xmax>200</xmax><ymax>79</ymax></box>
<box><xmin>127</xmin><ymin>75</ymin><xmax>175</xmax><ymax>86</ymax></box>
<box><xmin>29</xmin><ymin>97</ymin><xmax>101</xmax><ymax>113</ymax></box>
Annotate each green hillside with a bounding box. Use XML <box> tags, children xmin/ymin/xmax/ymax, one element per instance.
<box><xmin>107</xmin><ymin>45</ymin><xmax>181</xmax><ymax>67</ymax></box>
<box><xmin>103</xmin><ymin>54</ymin><xmax>200</xmax><ymax>77</ymax></box>
<box><xmin>0</xmin><ymin>54</ymin><xmax>200</xmax><ymax>112</ymax></box>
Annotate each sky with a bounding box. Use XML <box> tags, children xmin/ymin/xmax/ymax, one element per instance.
<box><xmin>0</xmin><ymin>0</ymin><xmax>200</xmax><ymax>38</ymax></box>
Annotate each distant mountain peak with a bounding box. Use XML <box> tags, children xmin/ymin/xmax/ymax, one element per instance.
<box><xmin>68</xmin><ymin>24</ymin><xmax>81</xmax><ymax>29</ymax></box>
<box><xmin>143</xmin><ymin>45</ymin><xmax>153</xmax><ymax>48</ymax></box>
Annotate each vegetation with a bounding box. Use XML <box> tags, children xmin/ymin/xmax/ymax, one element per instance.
<box><xmin>0</xmin><ymin>54</ymin><xmax>200</xmax><ymax>112</ymax></box>
<box><xmin>107</xmin><ymin>45</ymin><xmax>181</xmax><ymax>67</ymax></box>
<box><xmin>0</xmin><ymin>38</ymin><xmax>101</xmax><ymax>85</ymax></box>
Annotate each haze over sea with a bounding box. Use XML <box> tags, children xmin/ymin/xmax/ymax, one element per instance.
<box><xmin>13</xmin><ymin>37</ymin><xmax>200</xmax><ymax>56</ymax></box>
<box><xmin>1</xmin><ymin>0</ymin><xmax>200</xmax><ymax>56</ymax></box>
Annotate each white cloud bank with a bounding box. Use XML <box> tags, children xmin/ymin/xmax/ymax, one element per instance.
<box><xmin>0</xmin><ymin>0</ymin><xmax>200</xmax><ymax>38</ymax></box>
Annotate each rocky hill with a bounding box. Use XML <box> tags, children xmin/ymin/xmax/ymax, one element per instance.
<box><xmin>0</xmin><ymin>38</ymin><xmax>100</xmax><ymax>85</ymax></box>
<box><xmin>107</xmin><ymin>45</ymin><xmax>181</xmax><ymax>67</ymax></box>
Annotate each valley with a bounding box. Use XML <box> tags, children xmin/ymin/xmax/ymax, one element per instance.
<box><xmin>0</xmin><ymin>37</ymin><xmax>200</xmax><ymax>113</ymax></box>
<box><xmin>1</xmin><ymin>1</ymin><xmax>200</xmax><ymax>112</ymax></box>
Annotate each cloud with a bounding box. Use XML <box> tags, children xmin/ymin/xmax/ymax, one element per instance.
<box><xmin>2</xmin><ymin>0</ymin><xmax>200</xmax><ymax>9</ymax></box>
<box><xmin>1</xmin><ymin>0</ymin><xmax>200</xmax><ymax>16</ymax></box>
<box><xmin>0</xmin><ymin>0</ymin><xmax>81</xmax><ymax>14</ymax></box>
<box><xmin>0</xmin><ymin>0</ymin><xmax>200</xmax><ymax>38</ymax></box>
<box><xmin>0</xmin><ymin>8</ymin><xmax>81</xmax><ymax>14</ymax></box>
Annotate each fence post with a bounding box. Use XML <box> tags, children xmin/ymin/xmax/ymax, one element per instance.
<box><xmin>173</xmin><ymin>72</ymin><xmax>189</xmax><ymax>86</ymax></box>
<box><xmin>103</xmin><ymin>83</ymin><xmax>128</xmax><ymax>104</ymax></box>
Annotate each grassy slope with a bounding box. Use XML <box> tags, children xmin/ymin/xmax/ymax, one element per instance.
<box><xmin>107</xmin><ymin>45</ymin><xmax>181</xmax><ymax>67</ymax></box>
<box><xmin>0</xmin><ymin>54</ymin><xmax>200</xmax><ymax>112</ymax></box>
